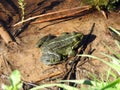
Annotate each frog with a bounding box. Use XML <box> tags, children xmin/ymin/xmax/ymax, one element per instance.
<box><xmin>36</xmin><ymin>32</ymin><xmax>84</xmax><ymax>65</ymax></box>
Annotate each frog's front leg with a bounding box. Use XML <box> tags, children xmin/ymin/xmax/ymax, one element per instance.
<box><xmin>66</xmin><ymin>47</ymin><xmax>76</xmax><ymax>57</ymax></box>
<box><xmin>68</xmin><ymin>40</ymin><xmax>82</xmax><ymax>56</ymax></box>
<box><xmin>40</xmin><ymin>50</ymin><xmax>62</xmax><ymax>65</ymax></box>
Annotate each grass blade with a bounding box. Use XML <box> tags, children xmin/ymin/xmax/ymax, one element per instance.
<box><xmin>30</xmin><ymin>84</ymin><xmax>78</xmax><ymax>90</ymax></box>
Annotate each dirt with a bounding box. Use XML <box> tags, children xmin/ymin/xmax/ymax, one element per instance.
<box><xmin>0</xmin><ymin>0</ymin><xmax>120</xmax><ymax>89</ymax></box>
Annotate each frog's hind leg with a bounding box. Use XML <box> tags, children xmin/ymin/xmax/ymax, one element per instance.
<box><xmin>40</xmin><ymin>51</ymin><xmax>62</xmax><ymax>65</ymax></box>
<box><xmin>36</xmin><ymin>34</ymin><xmax>56</xmax><ymax>48</ymax></box>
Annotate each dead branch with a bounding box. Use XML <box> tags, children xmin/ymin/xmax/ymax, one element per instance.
<box><xmin>0</xmin><ymin>24</ymin><xmax>13</xmax><ymax>44</ymax></box>
<box><xmin>13</xmin><ymin>5</ymin><xmax>92</xmax><ymax>26</ymax></box>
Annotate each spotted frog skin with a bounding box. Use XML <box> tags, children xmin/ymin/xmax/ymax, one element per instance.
<box><xmin>36</xmin><ymin>32</ymin><xmax>83</xmax><ymax>65</ymax></box>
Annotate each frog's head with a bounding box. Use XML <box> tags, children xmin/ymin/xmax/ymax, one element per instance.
<box><xmin>40</xmin><ymin>53</ymin><xmax>62</xmax><ymax>65</ymax></box>
<box><xmin>72</xmin><ymin>32</ymin><xmax>83</xmax><ymax>40</ymax></box>
<box><xmin>71</xmin><ymin>32</ymin><xmax>84</xmax><ymax>49</ymax></box>
<box><xmin>70</xmin><ymin>32</ymin><xmax>84</xmax><ymax>45</ymax></box>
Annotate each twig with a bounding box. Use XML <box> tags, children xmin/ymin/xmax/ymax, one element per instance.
<box><xmin>13</xmin><ymin>5</ymin><xmax>92</xmax><ymax>26</ymax></box>
<box><xmin>34</xmin><ymin>70</ymin><xmax>64</xmax><ymax>83</ymax></box>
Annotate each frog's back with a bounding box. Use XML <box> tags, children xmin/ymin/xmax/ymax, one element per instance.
<box><xmin>44</xmin><ymin>33</ymin><xmax>82</xmax><ymax>50</ymax></box>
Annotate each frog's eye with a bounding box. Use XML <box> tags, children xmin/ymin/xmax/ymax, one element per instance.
<box><xmin>61</xmin><ymin>32</ymin><xmax>68</xmax><ymax>36</ymax></box>
<box><xmin>71</xmin><ymin>32</ymin><xmax>76</xmax><ymax>35</ymax></box>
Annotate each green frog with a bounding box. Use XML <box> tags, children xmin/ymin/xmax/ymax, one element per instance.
<box><xmin>36</xmin><ymin>32</ymin><xmax>84</xmax><ymax>65</ymax></box>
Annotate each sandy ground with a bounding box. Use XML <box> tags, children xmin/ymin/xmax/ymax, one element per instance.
<box><xmin>0</xmin><ymin>0</ymin><xmax>120</xmax><ymax>89</ymax></box>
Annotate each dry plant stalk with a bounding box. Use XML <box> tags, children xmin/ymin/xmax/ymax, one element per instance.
<box><xmin>13</xmin><ymin>5</ymin><xmax>92</xmax><ymax>26</ymax></box>
<box><xmin>32</xmin><ymin>5</ymin><xmax>92</xmax><ymax>24</ymax></box>
<box><xmin>0</xmin><ymin>25</ymin><xmax>13</xmax><ymax>44</ymax></box>
<box><xmin>34</xmin><ymin>70</ymin><xmax>64</xmax><ymax>83</ymax></box>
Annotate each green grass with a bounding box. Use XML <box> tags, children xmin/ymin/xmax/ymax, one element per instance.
<box><xmin>2</xmin><ymin>70</ymin><xmax>23</xmax><ymax>90</ymax></box>
<box><xmin>18</xmin><ymin>0</ymin><xmax>25</xmax><ymax>24</ymax></box>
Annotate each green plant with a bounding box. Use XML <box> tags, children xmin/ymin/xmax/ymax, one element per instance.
<box><xmin>107</xmin><ymin>0</ymin><xmax>120</xmax><ymax>10</ymax></box>
<box><xmin>2</xmin><ymin>70</ymin><xmax>23</xmax><ymax>90</ymax></box>
<box><xmin>30</xmin><ymin>83</ymin><xmax>79</xmax><ymax>90</ymax></box>
<box><xmin>18</xmin><ymin>0</ymin><xmax>25</xmax><ymax>23</ymax></box>
<box><xmin>109</xmin><ymin>27</ymin><xmax>120</xmax><ymax>42</ymax></box>
<box><xmin>81</xmin><ymin>0</ymin><xmax>120</xmax><ymax>11</ymax></box>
